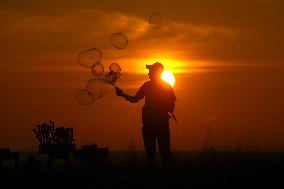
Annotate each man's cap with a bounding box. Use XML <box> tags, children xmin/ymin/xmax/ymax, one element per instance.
<box><xmin>146</xmin><ymin>62</ymin><xmax>164</xmax><ymax>71</ymax></box>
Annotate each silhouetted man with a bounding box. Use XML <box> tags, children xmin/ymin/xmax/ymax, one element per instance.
<box><xmin>115</xmin><ymin>62</ymin><xmax>176</xmax><ymax>165</ymax></box>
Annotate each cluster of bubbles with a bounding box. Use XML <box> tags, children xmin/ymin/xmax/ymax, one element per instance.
<box><xmin>75</xmin><ymin>33</ymin><xmax>126</xmax><ymax>105</ymax></box>
<box><xmin>75</xmin><ymin>12</ymin><xmax>163</xmax><ymax>105</ymax></box>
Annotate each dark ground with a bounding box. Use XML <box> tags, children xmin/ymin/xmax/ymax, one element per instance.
<box><xmin>1</xmin><ymin>151</ymin><xmax>284</xmax><ymax>188</ymax></box>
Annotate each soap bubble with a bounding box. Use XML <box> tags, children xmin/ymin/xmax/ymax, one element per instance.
<box><xmin>91</xmin><ymin>62</ymin><xmax>105</xmax><ymax>77</ymax></box>
<box><xmin>109</xmin><ymin>63</ymin><xmax>121</xmax><ymax>73</ymax></box>
<box><xmin>149</xmin><ymin>12</ymin><xmax>163</xmax><ymax>28</ymax></box>
<box><xmin>77</xmin><ymin>48</ymin><xmax>102</xmax><ymax>68</ymax></box>
<box><xmin>105</xmin><ymin>72</ymin><xmax>121</xmax><ymax>86</ymax></box>
<box><xmin>109</xmin><ymin>33</ymin><xmax>128</xmax><ymax>49</ymax></box>
<box><xmin>75</xmin><ymin>89</ymin><xmax>93</xmax><ymax>105</ymax></box>
<box><xmin>86</xmin><ymin>78</ymin><xmax>110</xmax><ymax>100</ymax></box>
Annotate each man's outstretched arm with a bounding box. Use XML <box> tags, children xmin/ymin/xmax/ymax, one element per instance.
<box><xmin>115</xmin><ymin>86</ymin><xmax>144</xmax><ymax>103</ymax></box>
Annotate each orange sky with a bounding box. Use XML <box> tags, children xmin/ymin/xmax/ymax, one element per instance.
<box><xmin>0</xmin><ymin>0</ymin><xmax>284</xmax><ymax>151</ymax></box>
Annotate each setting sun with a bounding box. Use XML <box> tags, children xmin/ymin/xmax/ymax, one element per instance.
<box><xmin>161</xmin><ymin>70</ymin><xmax>175</xmax><ymax>87</ymax></box>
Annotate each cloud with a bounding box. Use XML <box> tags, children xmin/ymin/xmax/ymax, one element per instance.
<box><xmin>0</xmin><ymin>2</ymin><xmax>283</xmax><ymax>73</ymax></box>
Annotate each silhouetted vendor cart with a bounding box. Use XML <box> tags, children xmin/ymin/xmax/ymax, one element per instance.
<box><xmin>33</xmin><ymin>121</ymin><xmax>75</xmax><ymax>168</ymax></box>
<box><xmin>33</xmin><ymin>121</ymin><xmax>108</xmax><ymax>169</ymax></box>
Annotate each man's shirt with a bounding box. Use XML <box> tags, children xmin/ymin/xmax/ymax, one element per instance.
<box><xmin>124</xmin><ymin>80</ymin><xmax>176</xmax><ymax>123</ymax></box>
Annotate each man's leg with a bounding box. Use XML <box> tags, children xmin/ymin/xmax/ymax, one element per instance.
<box><xmin>157</xmin><ymin>127</ymin><xmax>172</xmax><ymax>164</ymax></box>
<box><xmin>142</xmin><ymin>127</ymin><xmax>156</xmax><ymax>164</ymax></box>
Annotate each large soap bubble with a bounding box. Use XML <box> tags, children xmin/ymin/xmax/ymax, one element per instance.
<box><xmin>91</xmin><ymin>62</ymin><xmax>105</xmax><ymax>77</ymax></box>
<box><xmin>109</xmin><ymin>33</ymin><xmax>128</xmax><ymax>49</ymax></box>
<box><xmin>75</xmin><ymin>89</ymin><xmax>93</xmax><ymax>105</ymax></box>
<box><xmin>86</xmin><ymin>78</ymin><xmax>110</xmax><ymax>100</ymax></box>
<box><xmin>149</xmin><ymin>12</ymin><xmax>163</xmax><ymax>28</ymax></box>
<box><xmin>77</xmin><ymin>48</ymin><xmax>103</xmax><ymax>68</ymax></box>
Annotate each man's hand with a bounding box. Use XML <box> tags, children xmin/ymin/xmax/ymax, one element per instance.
<box><xmin>115</xmin><ymin>87</ymin><xmax>124</xmax><ymax>96</ymax></box>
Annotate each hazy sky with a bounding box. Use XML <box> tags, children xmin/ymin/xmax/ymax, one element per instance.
<box><xmin>0</xmin><ymin>0</ymin><xmax>283</xmax><ymax>151</ymax></box>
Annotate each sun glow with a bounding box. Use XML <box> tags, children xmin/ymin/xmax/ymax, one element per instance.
<box><xmin>161</xmin><ymin>70</ymin><xmax>175</xmax><ymax>87</ymax></box>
